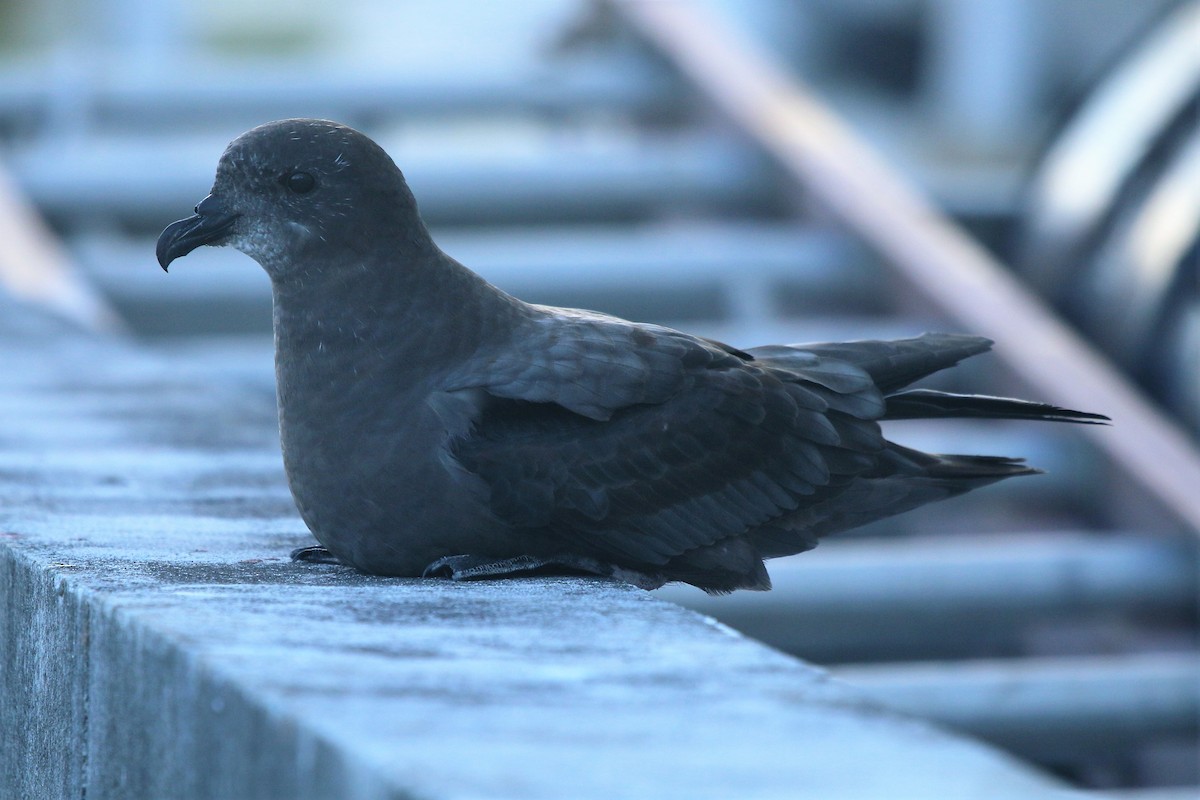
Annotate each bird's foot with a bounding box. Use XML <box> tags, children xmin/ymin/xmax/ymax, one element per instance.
<box><xmin>290</xmin><ymin>545</ymin><xmax>343</xmax><ymax>566</ymax></box>
<box><xmin>422</xmin><ymin>554</ymin><xmax>613</xmax><ymax>582</ymax></box>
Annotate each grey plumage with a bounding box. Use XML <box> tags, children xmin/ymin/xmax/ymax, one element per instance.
<box><xmin>157</xmin><ymin>119</ymin><xmax>1106</xmax><ymax>594</ymax></box>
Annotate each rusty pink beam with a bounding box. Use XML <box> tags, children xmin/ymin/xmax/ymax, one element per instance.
<box><xmin>0</xmin><ymin>163</ymin><xmax>123</xmax><ymax>332</ymax></box>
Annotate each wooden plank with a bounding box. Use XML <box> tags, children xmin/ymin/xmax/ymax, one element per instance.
<box><xmin>611</xmin><ymin>0</ymin><xmax>1200</xmax><ymax>534</ymax></box>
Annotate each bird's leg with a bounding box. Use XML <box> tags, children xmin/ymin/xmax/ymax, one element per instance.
<box><xmin>422</xmin><ymin>554</ymin><xmax>615</xmax><ymax>582</ymax></box>
<box><xmin>290</xmin><ymin>545</ymin><xmax>343</xmax><ymax>565</ymax></box>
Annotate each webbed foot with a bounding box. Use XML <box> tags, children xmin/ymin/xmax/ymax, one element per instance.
<box><xmin>422</xmin><ymin>554</ymin><xmax>615</xmax><ymax>582</ymax></box>
<box><xmin>290</xmin><ymin>545</ymin><xmax>343</xmax><ymax>565</ymax></box>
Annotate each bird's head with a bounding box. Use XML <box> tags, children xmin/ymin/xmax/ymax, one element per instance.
<box><xmin>156</xmin><ymin>119</ymin><xmax>424</xmax><ymax>278</ymax></box>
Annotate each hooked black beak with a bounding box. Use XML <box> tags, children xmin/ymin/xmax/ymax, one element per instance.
<box><xmin>156</xmin><ymin>194</ymin><xmax>240</xmax><ymax>272</ymax></box>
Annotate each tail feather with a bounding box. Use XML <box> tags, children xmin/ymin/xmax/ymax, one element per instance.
<box><xmin>882</xmin><ymin>441</ymin><xmax>1042</xmax><ymax>481</ymax></box>
<box><xmin>795</xmin><ymin>333</ymin><xmax>993</xmax><ymax>393</ymax></box>
<box><xmin>885</xmin><ymin>389</ymin><xmax>1110</xmax><ymax>424</ymax></box>
<box><xmin>921</xmin><ymin>452</ymin><xmax>1042</xmax><ymax>480</ymax></box>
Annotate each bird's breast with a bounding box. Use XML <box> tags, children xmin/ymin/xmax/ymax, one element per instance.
<box><xmin>272</xmin><ymin>337</ymin><xmax>500</xmax><ymax>572</ymax></box>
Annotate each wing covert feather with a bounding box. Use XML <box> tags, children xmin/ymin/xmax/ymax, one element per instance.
<box><xmin>448</xmin><ymin>316</ymin><xmax>889</xmax><ymax>566</ymax></box>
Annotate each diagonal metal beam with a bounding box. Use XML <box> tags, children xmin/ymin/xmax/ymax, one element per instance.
<box><xmin>0</xmin><ymin>163</ymin><xmax>124</xmax><ymax>333</ymax></box>
<box><xmin>610</xmin><ymin>0</ymin><xmax>1200</xmax><ymax>534</ymax></box>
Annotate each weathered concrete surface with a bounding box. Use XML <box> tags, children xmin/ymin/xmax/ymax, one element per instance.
<box><xmin>0</xmin><ymin>296</ymin><xmax>1073</xmax><ymax>800</ymax></box>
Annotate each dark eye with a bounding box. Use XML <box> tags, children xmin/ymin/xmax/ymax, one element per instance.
<box><xmin>286</xmin><ymin>171</ymin><xmax>316</xmax><ymax>194</ymax></box>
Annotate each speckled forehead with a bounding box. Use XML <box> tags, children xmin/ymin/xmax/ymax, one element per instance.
<box><xmin>217</xmin><ymin>121</ymin><xmax>356</xmax><ymax>180</ymax></box>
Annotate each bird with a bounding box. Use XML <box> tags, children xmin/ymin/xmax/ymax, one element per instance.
<box><xmin>156</xmin><ymin>119</ymin><xmax>1107</xmax><ymax>594</ymax></box>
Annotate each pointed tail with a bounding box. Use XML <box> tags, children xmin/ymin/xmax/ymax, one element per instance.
<box><xmin>884</xmin><ymin>389</ymin><xmax>1110</xmax><ymax>424</ymax></box>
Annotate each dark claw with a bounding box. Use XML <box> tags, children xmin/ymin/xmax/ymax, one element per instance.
<box><xmin>290</xmin><ymin>545</ymin><xmax>342</xmax><ymax>565</ymax></box>
<box><xmin>422</xmin><ymin>554</ymin><xmax>547</xmax><ymax>580</ymax></box>
<box><xmin>422</xmin><ymin>554</ymin><xmax>614</xmax><ymax>581</ymax></box>
<box><xmin>421</xmin><ymin>554</ymin><xmax>472</xmax><ymax>579</ymax></box>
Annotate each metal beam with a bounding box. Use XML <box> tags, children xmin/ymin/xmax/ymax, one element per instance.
<box><xmin>835</xmin><ymin>653</ymin><xmax>1200</xmax><ymax>755</ymax></box>
<box><xmin>670</xmin><ymin>533</ymin><xmax>1196</xmax><ymax>619</ymax></box>
<box><xmin>0</xmin><ymin>57</ymin><xmax>680</xmax><ymax>130</ymax></box>
<box><xmin>658</xmin><ymin>533</ymin><xmax>1196</xmax><ymax>662</ymax></box>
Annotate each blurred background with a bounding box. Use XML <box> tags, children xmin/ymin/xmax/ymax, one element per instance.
<box><xmin>0</xmin><ymin>0</ymin><xmax>1196</xmax><ymax>795</ymax></box>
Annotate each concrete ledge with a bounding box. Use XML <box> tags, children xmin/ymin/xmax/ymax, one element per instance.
<box><xmin>0</xmin><ymin>297</ymin><xmax>1070</xmax><ymax>799</ymax></box>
